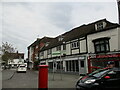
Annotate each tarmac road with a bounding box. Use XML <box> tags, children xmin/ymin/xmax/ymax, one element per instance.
<box><xmin>2</xmin><ymin>69</ymin><xmax>80</xmax><ymax>89</ymax></box>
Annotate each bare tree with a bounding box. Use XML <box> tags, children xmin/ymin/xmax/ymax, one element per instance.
<box><xmin>0</xmin><ymin>42</ymin><xmax>17</xmax><ymax>63</ymax></box>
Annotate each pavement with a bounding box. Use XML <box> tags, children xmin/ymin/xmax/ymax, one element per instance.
<box><xmin>35</xmin><ymin>71</ymin><xmax>80</xmax><ymax>88</ymax></box>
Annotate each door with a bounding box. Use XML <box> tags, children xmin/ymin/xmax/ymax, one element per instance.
<box><xmin>79</xmin><ymin>60</ymin><xmax>86</xmax><ymax>74</ymax></box>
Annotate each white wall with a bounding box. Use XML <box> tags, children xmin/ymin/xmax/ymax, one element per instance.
<box><xmin>8</xmin><ymin>59</ymin><xmax>24</xmax><ymax>65</ymax></box>
<box><xmin>44</xmin><ymin>50</ymin><xmax>47</xmax><ymax>59</ymax></box>
<box><xmin>66</xmin><ymin>43</ymin><xmax>71</xmax><ymax>55</ymax></box>
<box><xmin>72</xmin><ymin>49</ymin><xmax>79</xmax><ymax>54</ymax></box>
<box><xmin>80</xmin><ymin>40</ymin><xmax>87</xmax><ymax>53</ymax></box>
<box><xmin>118</xmin><ymin>27</ymin><xmax>120</xmax><ymax>50</ymax></box>
<box><xmin>87</xmin><ymin>28</ymin><xmax>118</xmax><ymax>53</ymax></box>
<box><xmin>52</xmin><ymin>47</ymin><xmax>57</xmax><ymax>57</ymax></box>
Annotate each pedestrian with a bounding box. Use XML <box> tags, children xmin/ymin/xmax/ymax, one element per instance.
<box><xmin>106</xmin><ymin>61</ymin><xmax>115</xmax><ymax>69</ymax></box>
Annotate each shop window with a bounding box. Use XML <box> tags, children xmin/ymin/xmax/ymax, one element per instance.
<box><xmin>71</xmin><ymin>41</ymin><xmax>79</xmax><ymax>49</ymax></box>
<box><xmin>75</xmin><ymin>60</ymin><xmax>79</xmax><ymax>72</ymax></box>
<box><xmin>93</xmin><ymin>37</ymin><xmax>110</xmax><ymax>53</ymax></box>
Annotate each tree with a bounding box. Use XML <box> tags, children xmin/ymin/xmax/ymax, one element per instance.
<box><xmin>2</xmin><ymin>42</ymin><xmax>16</xmax><ymax>53</ymax></box>
<box><xmin>0</xmin><ymin>42</ymin><xmax>17</xmax><ymax>63</ymax></box>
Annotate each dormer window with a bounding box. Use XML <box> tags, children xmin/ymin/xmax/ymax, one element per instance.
<box><xmin>95</xmin><ymin>21</ymin><xmax>106</xmax><ymax>31</ymax></box>
<box><xmin>96</xmin><ymin>22</ymin><xmax>103</xmax><ymax>30</ymax></box>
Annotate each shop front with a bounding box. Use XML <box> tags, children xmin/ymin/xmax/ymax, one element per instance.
<box><xmin>88</xmin><ymin>53</ymin><xmax>120</xmax><ymax>73</ymax></box>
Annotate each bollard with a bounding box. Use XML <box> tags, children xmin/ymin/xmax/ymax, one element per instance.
<box><xmin>38</xmin><ymin>65</ymin><xmax>49</xmax><ymax>88</ymax></box>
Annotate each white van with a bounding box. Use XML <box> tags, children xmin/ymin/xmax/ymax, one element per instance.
<box><xmin>17</xmin><ymin>64</ymin><xmax>27</xmax><ymax>73</ymax></box>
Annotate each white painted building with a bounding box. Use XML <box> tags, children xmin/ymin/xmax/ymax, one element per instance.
<box><xmin>8</xmin><ymin>59</ymin><xmax>24</xmax><ymax>67</ymax></box>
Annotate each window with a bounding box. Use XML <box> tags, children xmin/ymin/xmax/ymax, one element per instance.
<box><xmin>47</xmin><ymin>49</ymin><xmax>51</xmax><ymax>55</ymax></box>
<box><xmin>71</xmin><ymin>41</ymin><xmax>79</xmax><ymax>49</ymax></box>
<box><xmin>93</xmin><ymin>37</ymin><xmax>110</xmax><ymax>53</ymax></box>
<box><xmin>40</xmin><ymin>51</ymin><xmax>44</xmax><ymax>56</ymax></box>
<box><xmin>56</xmin><ymin>46</ymin><xmax>61</xmax><ymax>51</ymax></box>
<box><xmin>96</xmin><ymin>22</ymin><xmax>104</xmax><ymax>31</ymax></box>
<box><xmin>63</xmin><ymin>44</ymin><xmax>66</xmax><ymax>50</ymax></box>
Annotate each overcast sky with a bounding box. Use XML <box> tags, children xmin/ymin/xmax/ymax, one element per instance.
<box><xmin>1</xmin><ymin>0</ymin><xmax>119</xmax><ymax>58</ymax></box>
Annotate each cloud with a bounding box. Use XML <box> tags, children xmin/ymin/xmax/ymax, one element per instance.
<box><xmin>1</xmin><ymin>1</ymin><xmax>118</xmax><ymax>58</ymax></box>
<box><xmin>70</xmin><ymin>2</ymin><xmax>118</xmax><ymax>28</ymax></box>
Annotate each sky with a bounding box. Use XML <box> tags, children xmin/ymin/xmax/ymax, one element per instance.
<box><xmin>0</xmin><ymin>0</ymin><xmax>119</xmax><ymax>58</ymax></box>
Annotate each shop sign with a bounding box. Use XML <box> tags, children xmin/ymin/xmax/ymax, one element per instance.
<box><xmin>79</xmin><ymin>56</ymin><xmax>85</xmax><ymax>60</ymax></box>
<box><xmin>90</xmin><ymin>53</ymin><xmax>120</xmax><ymax>59</ymax></box>
<box><xmin>96</xmin><ymin>54</ymin><xmax>120</xmax><ymax>58</ymax></box>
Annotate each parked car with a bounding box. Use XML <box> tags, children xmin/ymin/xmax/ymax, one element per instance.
<box><xmin>17</xmin><ymin>64</ymin><xmax>27</xmax><ymax>73</ymax></box>
<box><xmin>76</xmin><ymin>68</ymin><xmax>120</xmax><ymax>90</ymax></box>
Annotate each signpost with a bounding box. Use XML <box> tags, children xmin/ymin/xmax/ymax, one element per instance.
<box><xmin>52</xmin><ymin>51</ymin><xmax>66</xmax><ymax>80</ymax></box>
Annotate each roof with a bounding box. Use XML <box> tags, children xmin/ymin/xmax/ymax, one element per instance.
<box><xmin>27</xmin><ymin>36</ymin><xmax>54</xmax><ymax>49</ymax></box>
<box><xmin>9</xmin><ymin>52</ymin><xmax>24</xmax><ymax>59</ymax></box>
<box><xmin>40</xmin><ymin>19</ymin><xmax>119</xmax><ymax>51</ymax></box>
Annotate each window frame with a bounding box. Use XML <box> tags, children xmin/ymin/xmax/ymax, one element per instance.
<box><xmin>96</xmin><ymin>22</ymin><xmax>104</xmax><ymax>31</ymax></box>
<box><xmin>92</xmin><ymin>37</ymin><xmax>110</xmax><ymax>53</ymax></box>
<box><xmin>71</xmin><ymin>41</ymin><xmax>79</xmax><ymax>49</ymax></box>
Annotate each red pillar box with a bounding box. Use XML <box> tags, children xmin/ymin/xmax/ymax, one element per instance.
<box><xmin>38</xmin><ymin>65</ymin><xmax>49</xmax><ymax>88</ymax></box>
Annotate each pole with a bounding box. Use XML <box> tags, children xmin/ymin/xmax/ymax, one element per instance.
<box><xmin>52</xmin><ymin>60</ymin><xmax>55</xmax><ymax>80</ymax></box>
<box><xmin>60</xmin><ymin>52</ymin><xmax>62</xmax><ymax>80</ymax></box>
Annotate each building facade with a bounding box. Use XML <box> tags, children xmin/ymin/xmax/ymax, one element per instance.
<box><xmin>27</xmin><ymin>37</ymin><xmax>54</xmax><ymax>69</ymax></box>
<box><xmin>7</xmin><ymin>51</ymin><xmax>24</xmax><ymax>67</ymax></box>
<box><xmin>28</xmin><ymin>19</ymin><xmax>120</xmax><ymax>74</ymax></box>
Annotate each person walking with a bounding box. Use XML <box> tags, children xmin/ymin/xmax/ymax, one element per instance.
<box><xmin>106</xmin><ymin>61</ymin><xmax>115</xmax><ymax>69</ymax></box>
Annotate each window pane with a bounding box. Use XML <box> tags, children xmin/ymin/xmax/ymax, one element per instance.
<box><xmin>106</xmin><ymin>44</ymin><xmax>109</xmax><ymax>51</ymax></box>
<box><xmin>96</xmin><ymin>45</ymin><xmax>100</xmax><ymax>52</ymax></box>
<box><xmin>71</xmin><ymin>41</ymin><xmax>79</xmax><ymax>49</ymax></box>
<box><xmin>94</xmin><ymin>39</ymin><xmax>110</xmax><ymax>53</ymax></box>
<box><xmin>63</xmin><ymin>44</ymin><xmax>66</xmax><ymax>50</ymax></box>
<box><xmin>99</xmin><ymin>41</ymin><xmax>104</xmax><ymax>44</ymax></box>
<box><xmin>101</xmin><ymin>44</ymin><xmax>105</xmax><ymax>51</ymax></box>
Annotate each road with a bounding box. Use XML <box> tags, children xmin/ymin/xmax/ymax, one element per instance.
<box><xmin>2</xmin><ymin>69</ymin><xmax>38</xmax><ymax>89</ymax></box>
<box><xmin>2</xmin><ymin>69</ymin><xmax>80</xmax><ymax>89</ymax></box>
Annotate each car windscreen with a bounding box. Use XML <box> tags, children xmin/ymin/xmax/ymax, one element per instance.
<box><xmin>89</xmin><ymin>69</ymin><xmax>110</xmax><ymax>78</ymax></box>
